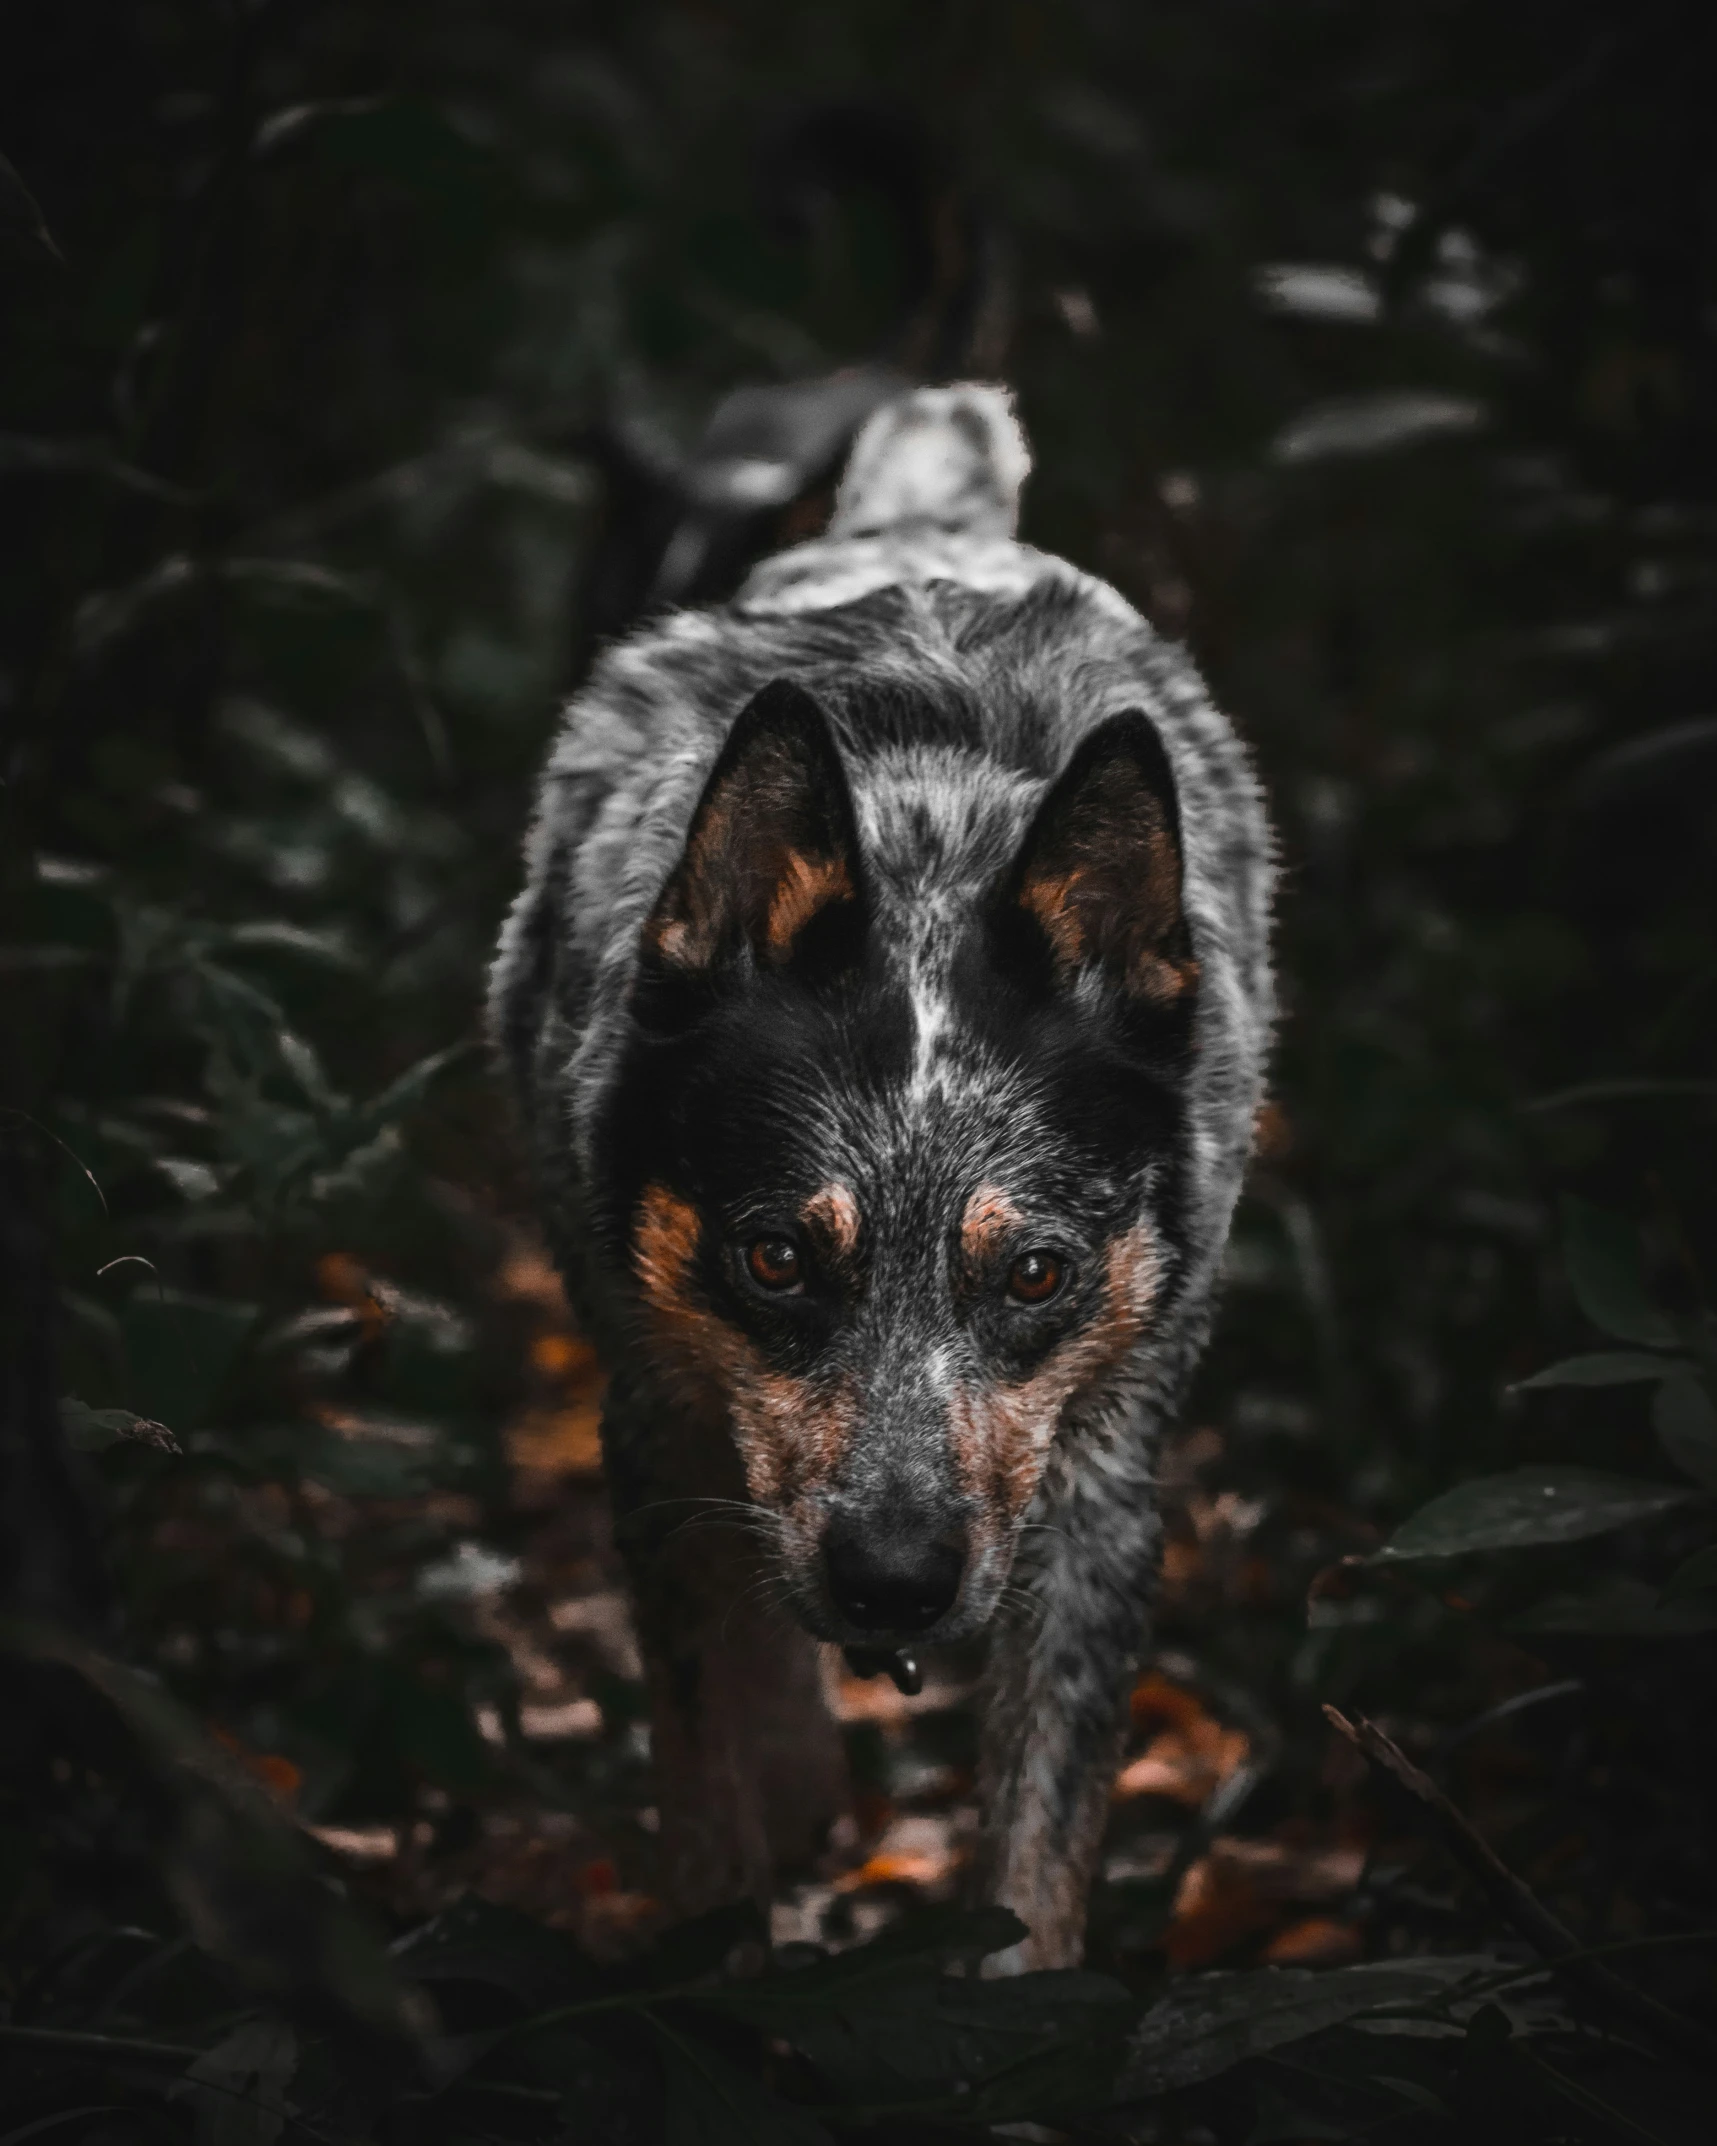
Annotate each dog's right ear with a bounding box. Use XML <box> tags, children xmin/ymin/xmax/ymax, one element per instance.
<box><xmin>641</xmin><ymin>679</ymin><xmax>866</xmax><ymax>984</ymax></box>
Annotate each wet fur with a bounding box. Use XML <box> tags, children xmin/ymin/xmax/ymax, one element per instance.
<box><xmin>491</xmin><ymin>387</ymin><xmax>1274</xmax><ymax>1965</ymax></box>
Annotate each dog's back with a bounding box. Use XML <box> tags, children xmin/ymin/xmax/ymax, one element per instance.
<box><xmin>491</xmin><ymin>385</ymin><xmax>1273</xmax><ymax>1963</ymax></box>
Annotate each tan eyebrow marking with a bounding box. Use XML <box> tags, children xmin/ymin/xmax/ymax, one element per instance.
<box><xmin>801</xmin><ymin>1181</ymin><xmax>861</xmax><ymax>1261</ymax></box>
<box><xmin>960</xmin><ymin>1182</ymin><xmax>1025</xmax><ymax>1263</ymax></box>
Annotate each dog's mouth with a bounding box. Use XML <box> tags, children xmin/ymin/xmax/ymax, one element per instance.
<box><xmin>842</xmin><ymin>1643</ymin><xmax>924</xmax><ymax>1695</ymax></box>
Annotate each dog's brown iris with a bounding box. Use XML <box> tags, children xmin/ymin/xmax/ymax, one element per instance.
<box><xmin>746</xmin><ymin>1237</ymin><xmax>803</xmax><ymax>1291</ymax></box>
<box><xmin>1007</xmin><ymin>1249</ymin><xmax>1065</xmax><ymax>1304</ymax></box>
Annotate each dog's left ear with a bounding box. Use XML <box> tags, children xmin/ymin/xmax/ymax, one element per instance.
<box><xmin>999</xmin><ymin>712</ymin><xmax>1198</xmax><ymax>1009</ymax></box>
<box><xmin>643</xmin><ymin>678</ymin><xmax>864</xmax><ymax>979</ymax></box>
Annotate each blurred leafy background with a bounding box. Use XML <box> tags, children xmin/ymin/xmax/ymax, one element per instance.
<box><xmin>2</xmin><ymin>1</ymin><xmax>1715</xmax><ymax>2139</ymax></box>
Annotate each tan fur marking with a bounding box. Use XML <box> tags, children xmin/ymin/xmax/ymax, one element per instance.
<box><xmin>631</xmin><ymin>1183</ymin><xmax>859</xmax><ymax>1509</ymax></box>
<box><xmin>1018</xmin><ymin>868</ymin><xmax>1087</xmax><ymax>971</ymax></box>
<box><xmin>765</xmin><ymin>851</ymin><xmax>853</xmax><ymax>957</ymax></box>
<box><xmin>960</xmin><ymin>1182</ymin><xmax>1025</xmax><ymax>1263</ymax></box>
<box><xmin>949</xmin><ymin>1221</ymin><xmax>1163</xmax><ymax>1552</ymax></box>
<box><xmin>802</xmin><ymin>1181</ymin><xmax>861</xmax><ymax>1262</ymax></box>
<box><xmin>633</xmin><ymin>1182</ymin><xmax>704</xmax><ymax>1308</ymax></box>
<box><xmin>1018</xmin><ymin>821</ymin><xmax>1197</xmax><ymax>1006</ymax></box>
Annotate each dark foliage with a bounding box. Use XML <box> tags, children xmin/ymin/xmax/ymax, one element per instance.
<box><xmin>1</xmin><ymin>2</ymin><xmax>1714</xmax><ymax>2139</ymax></box>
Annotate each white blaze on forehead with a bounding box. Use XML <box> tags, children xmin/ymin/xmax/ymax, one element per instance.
<box><xmin>921</xmin><ymin>1343</ymin><xmax>957</xmax><ymax>1400</ymax></box>
<box><xmin>908</xmin><ymin>965</ymin><xmax>952</xmax><ymax>1098</ymax></box>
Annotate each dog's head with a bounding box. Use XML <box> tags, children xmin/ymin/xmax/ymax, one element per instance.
<box><xmin>600</xmin><ymin>677</ymin><xmax>1198</xmax><ymax>1646</ymax></box>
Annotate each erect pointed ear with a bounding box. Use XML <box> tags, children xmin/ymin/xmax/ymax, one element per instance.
<box><xmin>999</xmin><ymin>712</ymin><xmax>1198</xmax><ymax>1009</ymax></box>
<box><xmin>642</xmin><ymin>678</ymin><xmax>865</xmax><ymax>978</ymax></box>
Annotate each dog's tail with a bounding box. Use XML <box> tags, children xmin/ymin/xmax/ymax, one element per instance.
<box><xmin>827</xmin><ymin>383</ymin><xmax>1031</xmax><ymax>545</ymax></box>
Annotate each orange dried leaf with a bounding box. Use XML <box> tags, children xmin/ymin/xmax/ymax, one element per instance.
<box><xmin>505</xmin><ymin>1398</ymin><xmax>606</xmax><ymax>1477</ymax></box>
<box><xmin>1114</xmin><ymin>1720</ymin><xmax>1250</xmax><ymax>1806</ymax></box>
<box><xmin>1164</xmin><ymin>1853</ymin><xmax>1275</xmax><ymax>1968</ymax></box>
<box><xmin>1159</xmin><ymin>1539</ymin><xmax>1202</xmax><ymax>1595</ymax></box>
<box><xmin>497</xmin><ymin>1244</ymin><xmax>570</xmax><ymax>1312</ymax></box>
<box><xmin>1128</xmin><ymin>1670</ymin><xmax>1208</xmax><ymax>1735</ymax></box>
<box><xmin>1263</xmin><ymin>1916</ymin><xmax>1363</xmax><ymax>1965</ymax></box>
<box><xmin>208</xmin><ymin>1725</ymin><xmax>302</xmax><ymax>1805</ymax></box>
<box><xmin>576</xmin><ymin>1856</ymin><xmax>619</xmax><ymax>1898</ymax></box>
<box><xmin>531</xmin><ymin>1329</ymin><xmax>598</xmax><ymax>1378</ymax></box>
<box><xmin>315</xmin><ymin>1251</ymin><xmax>369</xmax><ymax>1303</ymax></box>
<box><xmin>832</xmin><ymin>1851</ymin><xmax>954</xmax><ymax>1895</ymax></box>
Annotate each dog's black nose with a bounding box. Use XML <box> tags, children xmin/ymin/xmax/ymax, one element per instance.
<box><xmin>822</xmin><ymin>1515</ymin><xmax>966</xmax><ymax>1633</ymax></box>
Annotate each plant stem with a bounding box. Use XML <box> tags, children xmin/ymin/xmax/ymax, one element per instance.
<box><xmin>1326</xmin><ymin>1705</ymin><xmax>1717</xmax><ymax>2074</ymax></box>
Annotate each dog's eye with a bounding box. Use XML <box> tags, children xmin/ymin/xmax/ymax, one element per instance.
<box><xmin>1007</xmin><ymin>1250</ymin><xmax>1066</xmax><ymax>1304</ymax></box>
<box><xmin>746</xmin><ymin>1237</ymin><xmax>804</xmax><ymax>1293</ymax></box>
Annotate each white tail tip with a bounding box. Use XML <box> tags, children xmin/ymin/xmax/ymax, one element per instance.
<box><xmin>828</xmin><ymin>383</ymin><xmax>1030</xmax><ymax>543</ymax></box>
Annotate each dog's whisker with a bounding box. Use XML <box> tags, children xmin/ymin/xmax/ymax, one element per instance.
<box><xmin>718</xmin><ymin>1568</ymin><xmax>799</xmax><ymax>1643</ymax></box>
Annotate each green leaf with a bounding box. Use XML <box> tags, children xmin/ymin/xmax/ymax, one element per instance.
<box><xmin>644</xmin><ymin>1899</ymin><xmax>767</xmax><ymax>1988</ymax></box>
<box><xmin>1119</xmin><ymin>1959</ymin><xmax>1493</xmax><ymax>2096</ymax></box>
<box><xmin>0</xmin><ymin>1619</ymin><xmax>429</xmax><ymax>2038</ymax></box>
<box><xmin>654</xmin><ymin>2023</ymin><xmax>834</xmax><ymax>2146</ymax></box>
<box><xmin>343</xmin><ymin>1040</ymin><xmax>477</xmax><ymax>1146</ymax></box>
<box><xmin>120</xmin><ymin>1289</ymin><xmax>257</xmax><ymax>1430</ymax></box>
<box><xmin>298</xmin><ymin>1425</ymin><xmax>445</xmax><ymax>1496</ymax></box>
<box><xmin>1246</xmin><ymin>2084</ymin><xmax>1353</xmax><ymax>2141</ymax></box>
<box><xmin>1512</xmin><ymin>1352</ymin><xmax>1687</xmax><ymax>1390</ymax></box>
<box><xmin>1560</xmin><ymin>1199</ymin><xmax>1679</xmax><ymax>1347</ymax></box>
<box><xmin>222</xmin><ymin>920</ymin><xmax>359</xmax><ymax>969</ymax></box>
<box><xmin>1371</xmin><ymin>1469</ymin><xmax>1696</xmax><ymax>1562</ymax></box>
<box><xmin>1663</xmin><ymin>1545</ymin><xmax>1717</xmax><ymax>1599</ymax></box>
<box><xmin>745</xmin><ymin>1966</ymin><xmax>1131</xmax><ymax>2114</ymax></box>
<box><xmin>1509</xmin><ymin>1576</ymin><xmax>1717</xmax><ymax>1637</ymax></box>
<box><xmin>59</xmin><ymin>1396</ymin><xmax>180</xmax><ymax>1454</ymax></box>
<box><xmin>698</xmin><ymin>1906</ymin><xmax>1027</xmax><ymax>2030</ymax></box>
<box><xmin>173</xmin><ymin>2018</ymin><xmax>297</xmax><ymax>2146</ymax></box>
<box><xmin>0</xmin><ymin>2108</ymin><xmax>127</xmax><ymax>2146</ymax></box>
<box><xmin>1654</xmin><ymin>1377</ymin><xmax>1717</xmax><ymax>1491</ymax></box>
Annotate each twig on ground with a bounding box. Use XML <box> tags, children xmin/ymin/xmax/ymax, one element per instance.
<box><xmin>1324</xmin><ymin>1704</ymin><xmax>1717</xmax><ymax>2075</ymax></box>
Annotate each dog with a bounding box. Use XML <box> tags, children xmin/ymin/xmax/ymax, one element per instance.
<box><xmin>490</xmin><ymin>384</ymin><xmax>1274</xmax><ymax>1969</ymax></box>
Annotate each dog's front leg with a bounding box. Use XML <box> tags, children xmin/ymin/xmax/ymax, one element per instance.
<box><xmin>604</xmin><ymin>1378</ymin><xmax>849</xmax><ymax>1920</ymax></box>
<box><xmin>975</xmin><ymin>1461</ymin><xmax>1162</xmax><ymax>1970</ymax></box>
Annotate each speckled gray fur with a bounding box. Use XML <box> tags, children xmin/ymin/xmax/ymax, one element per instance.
<box><xmin>490</xmin><ymin>384</ymin><xmax>1274</xmax><ymax>1964</ymax></box>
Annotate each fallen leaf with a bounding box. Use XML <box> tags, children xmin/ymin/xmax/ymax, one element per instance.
<box><xmin>210</xmin><ymin>1727</ymin><xmax>303</xmax><ymax>1806</ymax></box>
<box><xmin>505</xmin><ymin>1398</ymin><xmax>605</xmax><ymax>1476</ymax></box>
<box><xmin>576</xmin><ymin>1856</ymin><xmax>619</xmax><ymax>1897</ymax></box>
<box><xmin>1263</xmin><ymin>1916</ymin><xmax>1364</xmax><ymax>1965</ymax></box>
<box><xmin>1159</xmin><ymin>1539</ymin><xmax>1202</xmax><ymax>1596</ymax></box>
<box><xmin>531</xmin><ymin>1329</ymin><xmax>593</xmax><ymax>1375</ymax></box>
<box><xmin>831</xmin><ymin>1815</ymin><xmax>963</xmax><ymax>1897</ymax></box>
<box><xmin>315</xmin><ymin>1251</ymin><xmax>388</xmax><ymax>1339</ymax></box>
<box><xmin>496</xmin><ymin>1240</ymin><xmax>570</xmax><ymax>1312</ymax></box>
<box><xmin>306</xmin><ymin>1824</ymin><xmax>399</xmax><ymax>1863</ymax></box>
<box><xmin>1122</xmin><ymin>1958</ymin><xmax>1494</xmax><ymax>2095</ymax></box>
<box><xmin>1164</xmin><ymin>1839</ymin><xmax>1364</xmax><ymax>1968</ymax></box>
<box><xmin>1129</xmin><ymin>1670</ymin><xmax>1210</xmax><ymax>1735</ymax></box>
<box><xmin>518</xmin><ymin>1696</ymin><xmax>603</xmax><ymax>1740</ymax></box>
<box><xmin>1113</xmin><ymin>1722</ymin><xmax>1249</xmax><ymax>1806</ymax></box>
